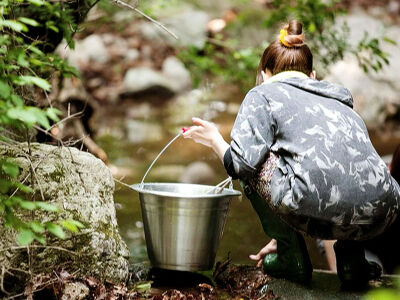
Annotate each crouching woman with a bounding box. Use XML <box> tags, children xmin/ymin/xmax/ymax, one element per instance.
<box><xmin>183</xmin><ymin>20</ymin><xmax>400</xmax><ymax>287</ymax></box>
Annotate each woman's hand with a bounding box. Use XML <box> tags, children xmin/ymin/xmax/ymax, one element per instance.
<box><xmin>183</xmin><ymin>117</ymin><xmax>229</xmax><ymax>161</ymax></box>
<box><xmin>249</xmin><ymin>239</ymin><xmax>277</xmax><ymax>267</ymax></box>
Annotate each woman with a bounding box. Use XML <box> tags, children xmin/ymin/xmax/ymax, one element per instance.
<box><xmin>183</xmin><ymin>20</ymin><xmax>400</xmax><ymax>286</ymax></box>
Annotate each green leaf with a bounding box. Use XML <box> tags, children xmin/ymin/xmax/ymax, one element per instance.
<box><xmin>134</xmin><ymin>281</ymin><xmax>152</xmax><ymax>293</ymax></box>
<box><xmin>2</xmin><ymin>161</ymin><xmax>19</xmax><ymax>177</ymax></box>
<box><xmin>60</xmin><ymin>219</ymin><xmax>84</xmax><ymax>232</ymax></box>
<box><xmin>18</xmin><ymin>17</ymin><xmax>40</xmax><ymax>27</ymax></box>
<box><xmin>0</xmin><ymin>135</ymin><xmax>13</xmax><ymax>143</ymax></box>
<box><xmin>35</xmin><ymin>234</ymin><xmax>46</xmax><ymax>244</ymax></box>
<box><xmin>13</xmin><ymin>181</ymin><xmax>33</xmax><ymax>193</ymax></box>
<box><xmin>26</xmin><ymin>0</ymin><xmax>45</xmax><ymax>5</ymax></box>
<box><xmin>46</xmin><ymin>108</ymin><xmax>61</xmax><ymax>122</ymax></box>
<box><xmin>16</xmin><ymin>76</ymin><xmax>51</xmax><ymax>91</ymax></box>
<box><xmin>36</xmin><ymin>201</ymin><xmax>59</xmax><ymax>212</ymax></box>
<box><xmin>0</xmin><ymin>179</ymin><xmax>11</xmax><ymax>193</ymax></box>
<box><xmin>0</xmin><ymin>20</ymin><xmax>28</xmax><ymax>32</ymax></box>
<box><xmin>0</xmin><ymin>81</ymin><xmax>11</xmax><ymax>99</ymax></box>
<box><xmin>32</xmin><ymin>108</ymin><xmax>50</xmax><ymax>129</ymax></box>
<box><xmin>17</xmin><ymin>53</ymin><xmax>30</xmax><ymax>67</ymax></box>
<box><xmin>10</xmin><ymin>94</ymin><xmax>24</xmax><ymax>106</ymax></box>
<box><xmin>28</xmin><ymin>45</ymin><xmax>44</xmax><ymax>56</ymax></box>
<box><xmin>30</xmin><ymin>221</ymin><xmax>45</xmax><ymax>233</ymax></box>
<box><xmin>17</xmin><ymin>229</ymin><xmax>35</xmax><ymax>246</ymax></box>
<box><xmin>7</xmin><ymin>107</ymin><xmax>37</xmax><ymax>124</ymax></box>
<box><xmin>46</xmin><ymin>223</ymin><xmax>66</xmax><ymax>239</ymax></box>
<box><xmin>383</xmin><ymin>37</ymin><xmax>397</xmax><ymax>45</ymax></box>
<box><xmin>46</xmin><ymin>21</ymin><xmax>59</xmax><ymax>33</ymax></box>
<box><xmin>19</xmin><ymin>201</ymin><xmax>36</xmax><ymax>210</ymax></box>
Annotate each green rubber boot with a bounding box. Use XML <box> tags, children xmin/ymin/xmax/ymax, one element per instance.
<box><xmin>241</xmin><ymin>181</ymin><xmax>313</xmax><ymax>284</ymax></box>
<box><xmin>334</xmin><ymin>241</ymin><xmax>382</xmax><ymax>288</ymax></box>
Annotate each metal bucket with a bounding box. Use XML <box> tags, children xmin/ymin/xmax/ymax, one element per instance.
<box><xmin>130</xmin><ymin>182</ymin><xmax>241</xmax><ymax>271</ymax></box>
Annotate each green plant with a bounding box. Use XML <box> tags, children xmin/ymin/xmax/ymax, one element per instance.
<box><xmin>0</xmin><ymin>0</ymin><xmax>83</xmax><ymax>246</ymax></box>
<box><xmin>179</xmin><ymin>0</ymin><xmax>395</xmax><ymax>90</ymax></box>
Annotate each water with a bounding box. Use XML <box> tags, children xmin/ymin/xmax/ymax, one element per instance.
<box><xmin>96</xmin><ymin>91</ymin><xmax>329</xmax><ymax>270</ymax></box>
<box><xmin>140</xmin><ymin>132</ymin><xmax>182</xmax><ymax>188</ymax></box>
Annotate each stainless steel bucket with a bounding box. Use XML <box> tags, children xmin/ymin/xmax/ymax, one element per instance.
<box><xmin>130</xmin><ymin>182</ymin><xmax>241</xmax><ymax>271</ymax></box>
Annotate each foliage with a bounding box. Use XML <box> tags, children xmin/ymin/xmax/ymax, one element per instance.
<box><xmin>178</xmin><ymin>0</ymin><xmax>395</xmax><ymax>90</ymax></box>
<box><xmin>0</xmin><ymin>0</ymin><xmax>83</xmax><ymax>245</ymax></box>
<box><xmin>365</xmin><ymin>276</ymin><xmax>400</xmax><ymax>300</ymax></box>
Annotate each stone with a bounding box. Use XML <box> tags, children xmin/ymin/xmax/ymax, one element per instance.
<box><xmin>61</xmin><ymin>282</ymin><xmax>90</xmax><ymax>300</ymax></box>
<box><xmin>140</xmin><ymin>9</ymin><xmax>209</xmax><ymax>48</ymax></box>
<box><xmin>0</xmin><ymin>143</ymin><xmax>130</xmax><ymax>289</ymax></box>
<box><xmin>166</xmin><ymin>89</ymin><xmax>212</xmax><ymax>125</ymax></box>
<box><xmin>162</xmin><ymin>56</ymin><xmax>192</xmax><ymax>92</ymax></box>
<box><xmin>124</xmin><ymin>49</ymin><xmax>140</xmax><ymax>62</ymax></box>
<box><xmin>179</xmin><ymin>162</ymin><xmax>216</xmax><ymax>185</ymax></box>
<box><xmin>125</xmin><ymin>119</ymin><xmax>163</xmax><ymax>144</ymax></box>
<box><xmin>61</xmin><ymin>35</ymin><xmax>110</xmax><ymax>68</ymax></box>
<box><xmin>150</xmin><ymin>165</ymin><xmax>186</xmax><ymax>182</ymax></box>
<box><xmin>123</xmin><ymin>67</ymin><xmax>173</xmax><ymax>95</ymax></box>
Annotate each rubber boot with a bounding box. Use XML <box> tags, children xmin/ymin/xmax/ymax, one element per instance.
<box><xmin>334</xmin><ymin>240</ymin><xmax>382</xmax><ymax>288</ymax></box>
<box><xmin>241</xmin><ymin>181</ymin><xmax>313</xmax><ymax>284</ymax></box>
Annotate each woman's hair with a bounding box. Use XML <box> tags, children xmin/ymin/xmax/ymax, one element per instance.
<box><xmin>390</xmin><ymin>144</ymin><xmax>400</xmax><ymax>184</ymax></box>
<box><xmin>256</xmin><ymin>20</ymin><xmax>313</xmax><ymax>85</ymax></box>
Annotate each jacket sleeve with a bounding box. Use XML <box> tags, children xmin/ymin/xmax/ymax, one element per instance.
<box><xmin>226</xmin><ymin>89</ymin><xmax>276</xmax><ymax>180</ymax></box>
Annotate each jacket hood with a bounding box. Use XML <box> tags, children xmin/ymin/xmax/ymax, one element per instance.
<box><xmin>279</xmin><ymin>77</ymin><xmax>354</xmax><ymax>108</ymax></box>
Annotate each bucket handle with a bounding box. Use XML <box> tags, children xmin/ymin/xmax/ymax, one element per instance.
<box><xmin>140</xmin><ymin>132</ymin><xmax>183</xmax><ymax>189</ymax></box>
<box><xmin>140</xmin><ymin>130</ymin><xmax>234</xmax><ymax>193</ymax></box>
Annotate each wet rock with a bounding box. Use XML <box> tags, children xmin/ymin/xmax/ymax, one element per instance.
<box><xmin>0</xmin><ymin>143</ymin><xmax>130</xmax><ymax>290</ymax></box>
<box><xmin>180</xmin><ymin>161</ymin><xmax>216</xmax><ymax>185</ymax></box>
<box><xmin>125</xmin><ymin>119</ymin><xmax>163</xmax><ymax>144</ymax></box>
<box><xmin>61</xmin><ymin>282</ymin><xmax>90</xmax><ymax>300</ymax></box>
<box><xmin>162</xmin><ymin>56</ymin><xmax>192</xmax><ymax>92</ymax></box>
<box><xmin>123</xmin><ymin>67</ymin><xmax>174</xmax><ymax>96</ymax></box>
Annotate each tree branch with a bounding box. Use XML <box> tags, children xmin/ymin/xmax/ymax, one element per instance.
<box><xmin>110</xmin><ymin>0</ymin><xmax>178</xmax><ymax>40</ymax></box>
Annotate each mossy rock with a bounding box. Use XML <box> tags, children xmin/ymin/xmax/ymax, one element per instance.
<box><xmin>0</xmin><ymin>143</ymin><xmax>129</xmax><ymax>294</ymax></box>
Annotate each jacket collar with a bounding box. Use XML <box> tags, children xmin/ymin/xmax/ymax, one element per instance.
<box><xmin>264</xmin><ymin>71</ymin><xmax>309</xmax><ymax>84</ymax></box>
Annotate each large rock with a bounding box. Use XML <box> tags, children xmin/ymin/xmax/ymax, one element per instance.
<box><xmin>0</xmin><ymin>143</ymin><xmax>129</xmax><ymax>290</ymax></box>
<box><xmin>125</xmin><ymin>119</ymin><xmax>163</xmax><ymax>144</ymax></box>
<box><xmin>140</xmin><ymin>8</ymin><xmax>209</xmax><ymax>48</ymax></box>
<box><xmin>162</xmin><ymin>56</ymin><xmax>192</xmax><ymax>92</ymax></box>
<box><xmin>326</xmin><ymin>11</ymin><xmax>400</xmax><ymax>129</ymax></box>
<box><xmin>123</xmin><ymin>57</ymin><xmax>192</xmax><ymax>97</ymax></box>
<box><xmin>58</xmin><ymin>34</ymin><xmax>110</xmax><ymax>69</ymax></box>
<box><xmin>123</xmin><ymin>67</ymin><xmax>174</xmax><ymax>95</ymax></box>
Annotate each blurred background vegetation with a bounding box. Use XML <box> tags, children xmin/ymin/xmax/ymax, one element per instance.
<box><xmin>1</xmin><ymin>2</ymin><xmax>400</xmax><ymax>297</ymax></box>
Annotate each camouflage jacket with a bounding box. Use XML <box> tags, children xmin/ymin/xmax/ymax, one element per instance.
<box><xmin>227</xmin><ymin>72</ymin><xmax>400</xmax><ymax>239</ymax></box>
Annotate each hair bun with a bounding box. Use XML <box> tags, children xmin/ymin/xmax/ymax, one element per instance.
<box><xmin>280</xmin><ymin>20</ymin><xmax>305</xmax><ymax>48</ymax></box>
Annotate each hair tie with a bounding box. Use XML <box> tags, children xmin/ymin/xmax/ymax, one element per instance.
<box><xmin>280</xmin><ymin>29</ymin><xmax>291</xmax><ymax>47</ymax></box>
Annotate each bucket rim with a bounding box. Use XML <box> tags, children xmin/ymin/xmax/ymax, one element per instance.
<box><xmin>129</xmin><ymin>182</ymin><xmax>241</xmax><ymax>198</ymax></box>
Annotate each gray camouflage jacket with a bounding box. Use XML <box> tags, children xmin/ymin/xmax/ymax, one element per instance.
<box><xmin>227</xmin><ymin>72</ymin><xmax>400</xmax><ymax>240</ymax></box>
